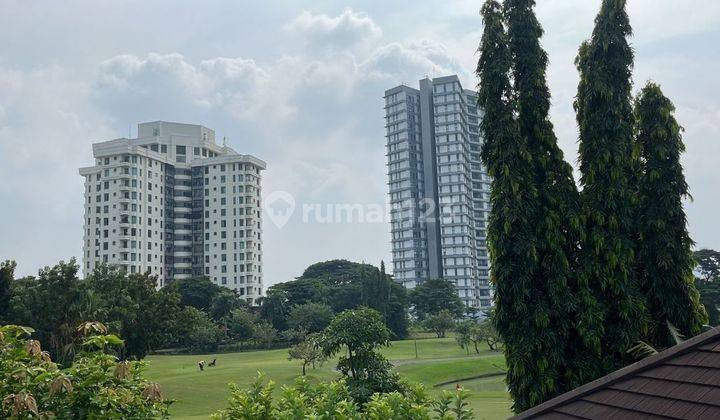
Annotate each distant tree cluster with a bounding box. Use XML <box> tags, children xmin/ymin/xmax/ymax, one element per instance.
<box><xmin>694</xmin><ymin>249</ymin><xmax>720</xmax><ymax>325</ymax></box>
<box><xmin>0</xmin><ymin>258</ymin><xmax>413</xmax><ymax>361</ymax></box>
<box><xmin>477</xmin><ymin>0</ymin><xmax>706</xmax><ymax>413</ymax></box>
<box><xmin>258</xmin><ymin>260</ymin><xmax>409</xmax><ymax>340</ymax></box>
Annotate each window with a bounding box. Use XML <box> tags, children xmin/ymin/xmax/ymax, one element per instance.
<box><xmin>176</xmin><ymin>145</ymin><xmax>186</xmax><ymax>155</ymax></box>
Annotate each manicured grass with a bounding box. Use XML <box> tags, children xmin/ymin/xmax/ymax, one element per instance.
<box><xmin>144</xmin><ymin>337</ymin><xmax>511</xmax><ymax>419</ymax></box>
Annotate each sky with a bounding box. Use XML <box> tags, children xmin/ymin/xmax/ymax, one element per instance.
<box><xmin>1</xmin><ymin>0</ymin><xmax>719</xmax><ymax>286</ymax></box>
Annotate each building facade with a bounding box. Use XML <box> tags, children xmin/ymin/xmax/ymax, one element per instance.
<box><xmin>79</xmin><ymin>121</ymin><xmax>266</xmax><ymax>302</ymax></box>
<box><xmin>385</xmin><ymin>76</ymin><xmax>492</xmax><ymax>310</ymax></box>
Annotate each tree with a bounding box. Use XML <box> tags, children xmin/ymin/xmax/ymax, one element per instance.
<box><xmin>694</xmin><ymin>250</ymin><xmax>720</xmax><ymax>325</ymax></box>
<box><xmin>386</xmin><ymin>282</ymin><xmax>410</xmax><ymax>339</ymax></box>
<box><xmin>209</xmin><ymin>289</ymin><xmax>246</xmax><ymax>323</ymax></box>
<box><xmin>227</xmin><ymin>307</ymin><xmax>257</xmax><ymax>341</ymax></box>
<box><xmin>635</xmin><ymin>82</ymin><xmax>707</xmax><ymax>348</ymax></box>
<box><xmin>454</xmin><ymin>319</ymin><xmax>477</xmax><ymax>354</ymax></box>
<box><xmin>6</xmin><ymin>259</ymin><xmax>98</xmax><ymax>364</ymax></box>
<box><xmin>253</xmin><ymin>321</ymin><xmax>278</xmax><ymax>349</ymax></box>
<box><xmin>288</xmin><ymin>334</ymin><xmax>325</xmax><ymax>376</ymax></box>
<box><xmin>0</xmin><ymin>260</ymin><xmax>15</xmax><ymax>323</ymax></box>
<box><xmin>319</xmin><ymin>308</ymin><xmax>403</xmax><ymax>403</ymax></box>
<box><xmin>574</xmin><ymin>0</ymin><xmax>647</xmax><ymax>379</ymax></box>
<box><xmin>287</xmin><ymin>302</ymin><xmax>333</xmax><ymax>334</ymax></box>
<box><xmin>423</xmin><ymin>310</ymin><xmax>455</xmax><ymax>339</ymax></box>
<box><xmin>257</xmin><ymin>291</ymin><xmax>290</xmax><ymax>331</ymax></box>
<box><xmin>409</xmin><ymin>279</ymin><xmax>464</xmax><ymax>321</ymax></box>
<box><xmin>175</xmin><ymin>306</ymin><xmax>223</xmax><ymax>352</ymax></box>
<box><xmin>695</xmin><ymin>249</ymin><xmax>720</xmax><ymax>283</ymax></box>
<box><xmin>504</xmin><ymin>0</ymin><xmax>596</xmax><ymax>403</ymax></box>
<box><xmin>477</xmin><ymin>0</ymin><xmax>544</xmax><ymax>413</ymax></box>
<box><xmin>475</xmin><ymin>318</ymin><xmax>503</xmax><ymax>352</ymax></box>
<box><xmin>168</xmin><ymin>277</ymin><xmax>222</xmax><ymax>312</ymax></box>
<box><xmin>86</xmin><ymin>265</ymin><xmax>181</xmax><ymax>360</ymax></box>
<box><xmin>266</xmin><ymin>260</ymin><xmax>409</xmax><ymax>338</ymax></box>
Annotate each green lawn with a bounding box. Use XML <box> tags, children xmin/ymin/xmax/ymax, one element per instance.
<box><xmin>145</xmin><ymin>337</ymin><xmax>512</xmax><ymax>419</ymax></box>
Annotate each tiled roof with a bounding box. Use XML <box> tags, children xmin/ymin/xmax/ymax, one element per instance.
<box><xmin>514</xmin><ymin>327</ymin><xmax>720</xmax><ymax>419</ymax></box>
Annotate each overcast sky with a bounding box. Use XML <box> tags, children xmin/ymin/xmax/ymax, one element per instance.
<box><xmin>1</xmin><ymin>1</ymin><xmax>719</xmax><ymax>286</ymax></box>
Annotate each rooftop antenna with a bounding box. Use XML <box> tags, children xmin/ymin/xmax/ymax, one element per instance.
<box><xmin>223</xmin><ymin>136</ymin><xmax>227</xmax><ymax>148</ymax></box>
<box><xmin>128</xmin><ymin>124</ymin><xmax>131</xmax><ymax>139</ymax></box>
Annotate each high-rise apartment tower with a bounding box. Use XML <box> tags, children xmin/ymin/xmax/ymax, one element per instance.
<box><xmin>79</xmin><ymin>121</ymin><xmax>265</xmax><ymax>302</ymax></box>
<box><xmin>385</xmin><ymin>76</ymin><xmax>492</xmax><ymax>309</ymax></box>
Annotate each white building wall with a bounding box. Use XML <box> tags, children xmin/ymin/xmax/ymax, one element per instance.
<box><xmin>80</xmin><ymin>121</ymin><xmax>265</xmax><ymax>302</ymax></box>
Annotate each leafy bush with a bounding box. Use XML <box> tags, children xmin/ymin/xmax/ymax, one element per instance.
<box><xmin>213</xmin><ymin>374</ymin><xmax>474</xmax><ymax>420</ymax></box>
<box><xmin>0</xmin><ymin>323</ymin><xmax>169</xmax><ymax>419</ymax></box>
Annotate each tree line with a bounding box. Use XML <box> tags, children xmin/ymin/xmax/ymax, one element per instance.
<box><xmin>0</xmin><ymin>257</ymin><xmax>485</xmax><ymax>364</ymax></box>
<box><xmin>477</xmin><ymin>0</ymin><xmax>708</xmax><ymax>413</ymax></box>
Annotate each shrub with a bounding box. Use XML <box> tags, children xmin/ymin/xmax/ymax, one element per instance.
<box><xmin>213</xmin><ymin>374</ymin><xmax>473</xmax><ymax>420</ymax></box>
<box><xmin>0</xmin><ymin>323</ymin><xmax>169</xmax><ymax>419</ymax></box>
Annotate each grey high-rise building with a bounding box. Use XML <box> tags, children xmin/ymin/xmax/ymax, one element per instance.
<box><xmin>79</xmin><ymin>121</ymin><xmax>266</xmax><ymax>303</ymax></box>
<box><xmin>384</xmin><ymin>76</ymin><xmax>492</xmax><ymax>310</ymax></box>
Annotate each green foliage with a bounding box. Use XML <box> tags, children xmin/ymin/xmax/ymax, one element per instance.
<box><xmin>635</xmin><ymin>82</ymin><xmax>707</xmax><ymax>348</ymax></box>
<box><xmin>267</xmin><ymin>260</ymin><xmax>408</xmax><ymax>338</ymax></box>
<box><xmin>694</xmin><ymin>249</ymin><xmax>720</xmax><ymax>325</ymax></box>
<box><xmin>574</xmin><ymin>0</ymin><xmax>648</xmax><ymax>377</ymax></box>
<box><xmin>213</xmin><ymin>373</ymin><xmax>473</xmax><ymax>420</ymax></box>
<box><xmin>503</xmin><ymin>0</ymin><xmax>595</xmax><ymax>408</ymax></box>
<box><xmin>287</xmin><ymin>334</ymin><xmax>325</xmax><ymax>376</ymax></box>
<box><xmin>227</xmin><ymin>307</ymin><xmax>257</xmax><ymax>341</ymax></box>
<box><xmin>287</xmin><ymin>302</ymin><xmax>333</xmax><ymax>333</ymax></box>
<box><xmin>210</xmin><ymin>290</ymin><xmax>247</xmax><ymax>322</ymax></box>
<box><xmin>409</xmin><ymin>279</ymin><xmax>465</xmax><ymax>321</ymax></box>
<box><xmin>168</xmin><ymin>276</ymin><xmax>223</xmax><ymax>312</ymax></box>
<box><xmin>257</xmin><ymin>292</ymin><xmax>290</xmax><ymax>331</ymax></box>
<box><xmin>0</xmin><ymin>260</ymin><xmax>14</xmax><ymax>324</ymax></box>
<box><xmin>0</xmin><ymin>323</ymin><xmax>169</xmax><ymax>419</ymax></box>
<box><xmin>423</xmin><ymin>310</ymin><xmax>456</xmax><ymax>339</ymax></box>
<box><xmin>475</xmin><ymin>317</ymin><xmax>503</xmax><ymax>352</ymax></box>
<box><xmin>253</xmin><ymin>321</ymin><xmax>278</xmax><ymax>349</ymax></box>
<box><xmin>174</xmin><ymin>306</ymin><xmax>223</xmax><ymax>352</ymax></box>
<box><xmin>695</xmin><ymin>249</ymin><xmax>720</xmax><ymax>282</ymax></box>
<box><xmin>319</xmin><ymin>308</ymin><xmax>403</xmax><ymax>403</ymax></box>
<box><xmin>6</xmin><ymin>259</ymin><xmax>99</xmax><ymax>365</ymax></box>
<box><xmin>85</xmin><ymin>265</ymin><xmax>181</xmax><ymax>360</ymax></box>
<box><xmin>477</xmin><ymin>0</ymin><xmax>548</xmax><ymax>413</ymax></box>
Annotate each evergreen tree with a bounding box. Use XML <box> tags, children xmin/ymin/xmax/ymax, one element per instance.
<box><xmin>0</xmin><ymin>260</ymin><xmax>15</xmax><ymax>323</ymax></box>
<box><xmin>574</xmin><ymin>0</ymin><xmax>647</xmax><ymax>377</ymax></box>
<box><xmin>477</xmin><ymin>0</ymin><xmax>540</xmax><ymax>412</ymax></box>
<box><xmin>504</xmin><ymin>0</ymin><xmax>597</xmax><ymax>401</ymax></box>
<box><xmin>635</xmin><ymin>82</ymin><xmax>707</xmax><ymax>347</ymax></box>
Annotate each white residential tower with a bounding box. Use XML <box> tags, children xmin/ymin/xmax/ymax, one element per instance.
<box><xmin>79</xmin><ymin>121</ymin><xmax>265</xmax><ymax>303</ymax></box>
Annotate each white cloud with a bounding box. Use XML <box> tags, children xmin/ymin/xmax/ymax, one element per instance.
<box><xmin>95</xmin><ymin>53</ymin><xmax>290</xmax><ymax>122</ymax></box>
<box><xmin>285</xmin><ymin>8</ymin><xmax>382</xmax><ymax>52</ymax></box>
<box><xmin>361</xmin><ymin>40</ymin><xmax>467</xmax><ymax>84</ymax></box>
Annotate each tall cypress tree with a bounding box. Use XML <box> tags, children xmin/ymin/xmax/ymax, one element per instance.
<box><xmin>635</xmin><ymin>82</ymin><xmax>707</xmax><ymax>348</ymax></box>
<box><xmin>574</xmin><ymin>0</ymin><xmax>647</xmax><ymax>377</ymax></box>
<box><xmin>504</xmin><ymin>0</ymin><xmax>598</xmax><ymax>395</ymax></box>
<box><xmin>477</xmin><ymin>1</ymin><xmax>543</xmax><ymax>412</ymax></box>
